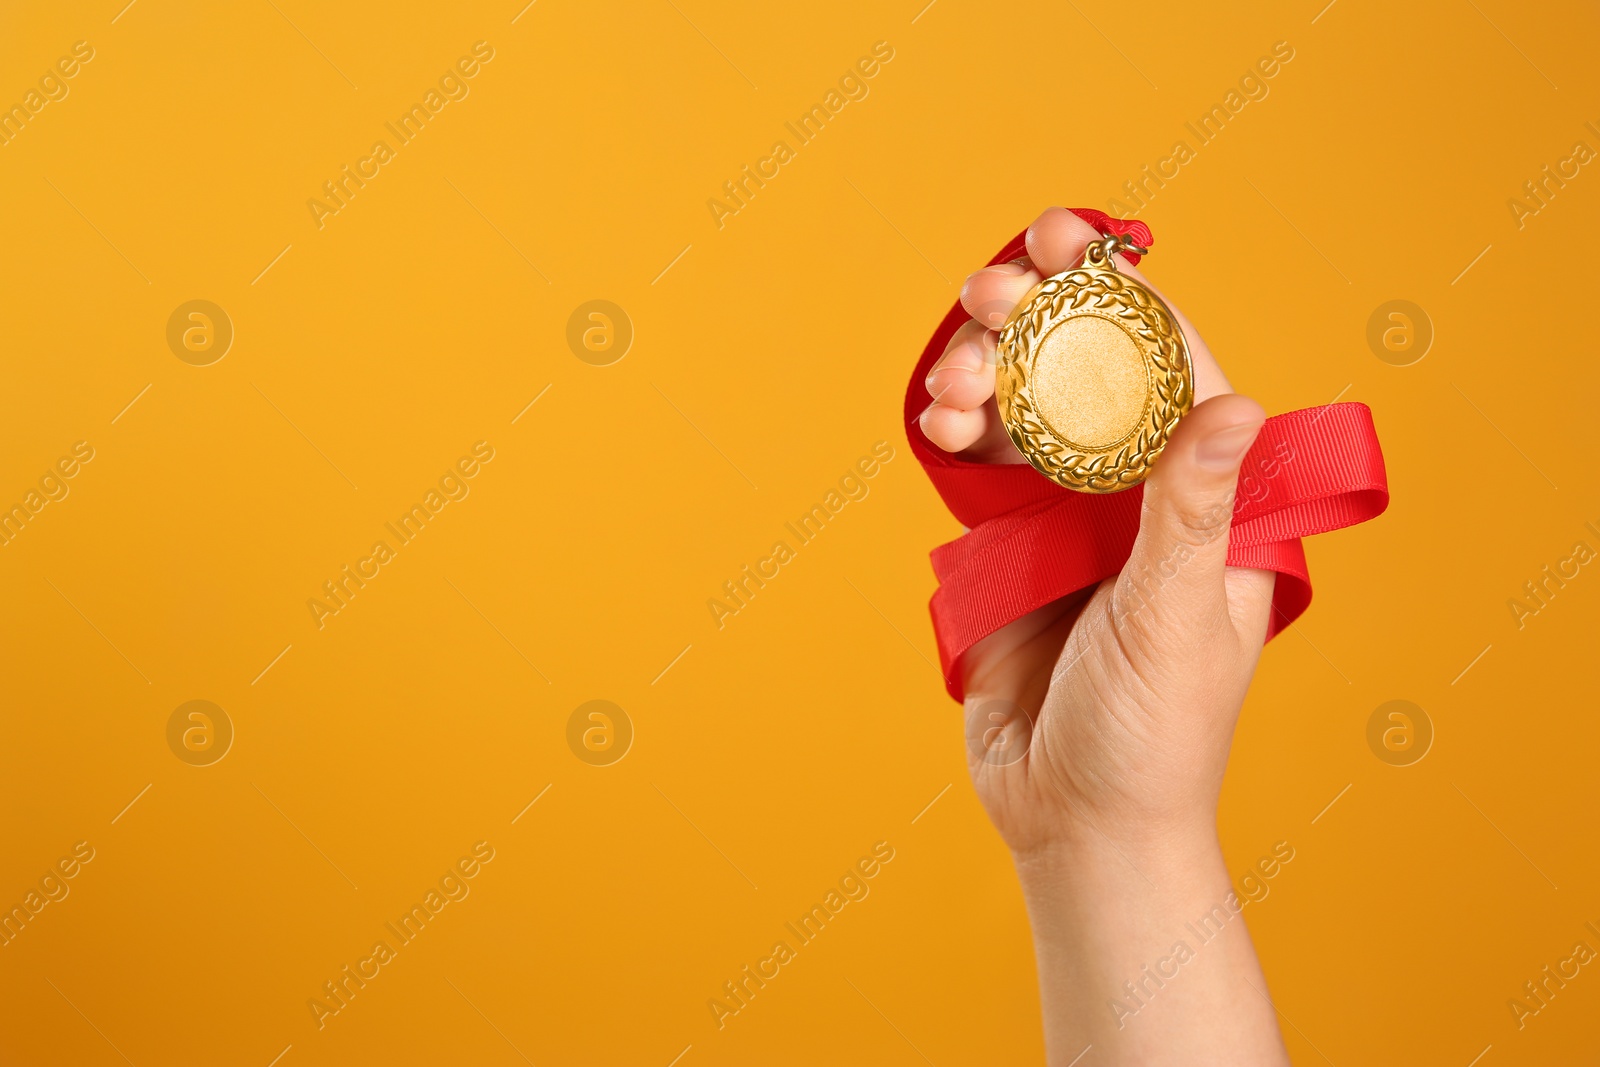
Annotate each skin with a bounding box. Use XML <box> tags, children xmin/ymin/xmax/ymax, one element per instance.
<box><xmin>920</xmin><ymin>207</ymin><xmax>1291</xmax><ymax>1065</ymax></box>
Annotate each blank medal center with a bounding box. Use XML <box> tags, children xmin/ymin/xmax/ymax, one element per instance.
<box><xmin>1031</xmin><ymin>316</ymin><xmax>1149</xmax><ymax>449</ymax></box>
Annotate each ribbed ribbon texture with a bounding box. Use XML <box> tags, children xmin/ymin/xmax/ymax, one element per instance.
<box><xmin>907</xmin><ymin>211</ymin><xmax>1390</xmax><ymax>701</ymax></box>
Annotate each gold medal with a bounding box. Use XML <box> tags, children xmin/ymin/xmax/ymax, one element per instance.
<box><xmin>995</xmin><ymin>234</ymin><xmax>1192</xmax><ymax>494</ymax></box>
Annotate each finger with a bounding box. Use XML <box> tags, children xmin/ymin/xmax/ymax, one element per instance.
<box><xmin>960</xmin><ymin>259</ymin><xmax>1042</xmax><ymax>329</ymax></box>
<box><xmin>919</xmin><ymin>400</ymin><xmax>991</xmax><ymax>454</ymax></box>
<box><xmin>1025</xmin><ymin>206</ymin><xmax>1161</xmax><ymax>283</ymax></box>
<box><xmin>926</xmin><ymin>320</ymin><xmax>997</xmax><ymax>411</ymax></box>
<box><xmin>920</xmin><ymin>392</ymin><xmax>1021</xmax><ymax>462</ymax></box>
<box><xmin>1023</xmin><ymin>206</ymin><xmax>1103</xmax><ymax>275</ymax></box>
<box><xmin>1115</xmin><ymin>393</ymin><xmax>1268</xmax><ymax>643</ymax></box>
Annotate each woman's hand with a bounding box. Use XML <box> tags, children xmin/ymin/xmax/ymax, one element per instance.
<box><xmin>920</xmin><ymin>206</ymin><xmax>1289</xmax><ymax>1065</ymax></box>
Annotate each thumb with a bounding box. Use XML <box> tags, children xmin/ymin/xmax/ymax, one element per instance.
<box><xmin>1115</xmin><ymin>393</ymin><xmax>1265</xmax><ymax>640</ymax></box>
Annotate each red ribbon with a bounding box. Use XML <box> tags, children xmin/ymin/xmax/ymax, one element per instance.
<box><xmin>906</xmin><ymin>211</ymin><xmax>1390</xmax><ymax>701</ymax></box>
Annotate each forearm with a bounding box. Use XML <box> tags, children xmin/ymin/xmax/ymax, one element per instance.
<box><xmin>1015</xmin><ymin>828</ymin><xmax>1289</xmax><ymax>1066</ymax></box>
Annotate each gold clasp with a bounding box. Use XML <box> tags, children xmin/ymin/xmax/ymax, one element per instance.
<box><xmin>1083</xmin><ymin>233</ymin><xmax>1149</xmax><ymax>271</ymax></box>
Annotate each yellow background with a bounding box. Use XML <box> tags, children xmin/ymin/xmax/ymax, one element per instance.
<box><xmin>1</xmin><ymin>0</ymin><xmax>1597</xmax><ymax>1063</ymax></box>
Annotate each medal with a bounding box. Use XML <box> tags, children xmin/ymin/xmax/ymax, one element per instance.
<box><xmin>995</xmin><ymin>233</ymin><xmax>1192</xmax><ymax>493</ymax></box>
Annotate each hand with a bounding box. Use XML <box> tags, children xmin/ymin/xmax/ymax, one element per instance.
<box><xmin>921</xmin><ymin>206</ymin><xmax>1274</xmax><ymax>855</ymax></box>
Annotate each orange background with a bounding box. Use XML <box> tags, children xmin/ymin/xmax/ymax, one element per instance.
<box><xmin>1</xmin><ymin>1</ymin><xmax>1597</xmax><ymax>1064</ymax></box>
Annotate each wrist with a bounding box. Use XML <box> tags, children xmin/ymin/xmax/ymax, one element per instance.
<box><xmin>1008</xmin><ymin>816</ymin><xmax>1284</xmax><ymax>1066</ymax></box>
<box><xmin>1010</xmin><ymin>808</ymin><xmax>1220</xmax><ymax>880</ymax></box>
<box><xmin>1011</xmin><ymin>825</ymin><xmax>1286</xmax><ymax>1067</ymax></box>
<box><xmin>1010</xmin><ymin>818</ymin><xmax>1229</xmax><ymax>915</ymax></box>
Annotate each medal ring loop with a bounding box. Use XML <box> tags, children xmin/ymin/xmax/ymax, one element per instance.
<box><xmin>1084</xmin><ymin>233</ymin><xmax>1149</xmax><ymax>268</ymax></box>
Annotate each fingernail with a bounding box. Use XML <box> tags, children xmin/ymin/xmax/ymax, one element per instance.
<box><xmin>1195</xmin><ymin>422</ymin><xmax>1262</xmax><ymax>470</ymax></box>
<box><xmin>981</xmin><ymin>262</ymin><xmax>1027</xmax><ymax>277</ymax></box>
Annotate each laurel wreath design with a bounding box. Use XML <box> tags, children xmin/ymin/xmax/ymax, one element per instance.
<box><xmin>996</xmin><ymin>267</ymin><xmax>1192</xmax><ymax>494</ymax></box>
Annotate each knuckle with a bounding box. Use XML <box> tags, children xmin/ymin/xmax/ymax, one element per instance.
<box><xmin>1152</xmin><ymin>488</ymin><xmax>1236</xmax><ymax>547</ymax></box>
